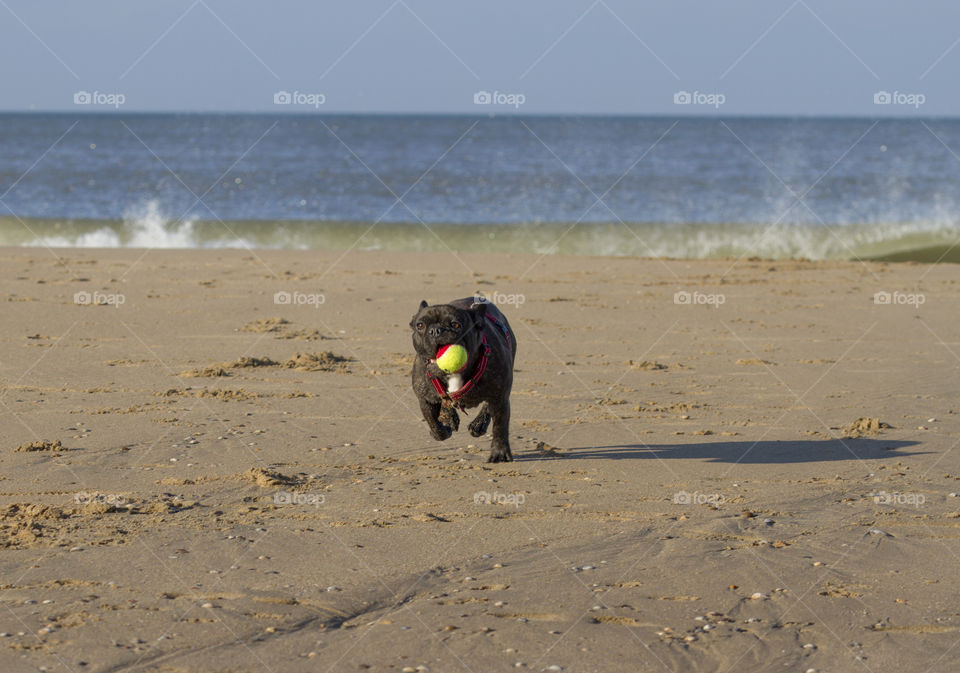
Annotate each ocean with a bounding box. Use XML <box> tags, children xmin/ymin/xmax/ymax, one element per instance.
<box><xmin>1</xmin><ymin>113</ymin><xmax>958</xmax><ymax>260</ymax></box>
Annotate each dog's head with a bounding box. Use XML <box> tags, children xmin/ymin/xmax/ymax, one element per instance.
<box><xmin>410</xmin><ymin>300</ymin><xmax>487</xmax><ymax>361</ymax></box>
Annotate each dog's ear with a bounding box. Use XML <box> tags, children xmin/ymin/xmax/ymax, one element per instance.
<box><xmin>418</xmin><ymin>300</ymin><xmax>428</xmax><ymax>310</ymax></box>
<box><xmin>471</xmin><ymin>301</ymin><xmax>487</xmax><ymax>327</ymax></box>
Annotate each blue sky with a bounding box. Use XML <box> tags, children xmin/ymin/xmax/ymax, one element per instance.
<box><xmin>2</xmin><ymin>0</ymin><xmax>959</xmax><ymax>115</ymax></box>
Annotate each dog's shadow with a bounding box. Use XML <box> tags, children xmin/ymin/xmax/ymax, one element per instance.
<box><xmin>520</xmin><ymin>438</ymin><xmax>924</xmax><ymax>464</ymax></box>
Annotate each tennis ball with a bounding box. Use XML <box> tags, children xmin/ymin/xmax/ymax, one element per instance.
<box><xmin>435</xmin><ymin>344</ymin><xmax>468</xmax><ymax>373</ymax></box>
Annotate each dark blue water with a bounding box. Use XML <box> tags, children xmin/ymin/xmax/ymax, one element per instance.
<box><xmin>1</xmin><ymin>113</ymin><xmax>958</xmax><ymax>257</ymax></box>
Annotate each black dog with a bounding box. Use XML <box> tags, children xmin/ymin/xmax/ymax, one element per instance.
<box><xmin>410</xmin><ymin>297</ymin><xmax>517</xmax><ymax>462</ymax></box>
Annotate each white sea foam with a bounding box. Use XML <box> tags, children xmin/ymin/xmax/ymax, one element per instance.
<box><xmin>23</xmin><ymin>201</ymin><xmax>259</xmax><ymax>249</ymax></box>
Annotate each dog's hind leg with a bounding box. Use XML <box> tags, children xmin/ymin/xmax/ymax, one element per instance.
<box><xmin>468</xmin><ymin>402</ymin><xmax>491</xmax><ymax>437</ymax></box>
<box><xmin>487</xmin><ymin>400</ymin><xmax>512</xmax><ymax>463</ymax></box>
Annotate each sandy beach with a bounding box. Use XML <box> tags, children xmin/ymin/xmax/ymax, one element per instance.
<box><xmin>1</xmin><ymin>247</ymin><xmax>959</xmax><ymax>673</ymax></box>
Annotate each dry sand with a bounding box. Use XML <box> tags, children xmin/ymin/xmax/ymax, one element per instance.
<box><xmin>1</xmin><ymin>247</ymin><xmax>959</xmax><ymax>673</ymax></box>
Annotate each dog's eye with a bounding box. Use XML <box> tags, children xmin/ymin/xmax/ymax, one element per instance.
<box><xmin>450</xmin><ymin>321</ymin><xmax>461</xmax><ymax>330</ymax></box>
<box><xmin>416</xmin><ymin>322</ymin><xmax>424</xmax><ymax>331</ymax></box>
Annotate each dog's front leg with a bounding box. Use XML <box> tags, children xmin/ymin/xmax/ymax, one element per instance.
<box><xmin>420</xmin><ymin>397</ymin><xmax>452</xmax><ymax>441</ymax></box>
<box><xmin>487</xmin><ymin>400</ymin><xmax>513</xmax><ymax>462</ymax></box>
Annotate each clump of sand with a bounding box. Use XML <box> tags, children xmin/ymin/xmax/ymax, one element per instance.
<box><xmin>242</xmin><ymin>317</ymin><xmax>290</xmax><ymax>333</ymax></box>
<box><xmin>179</xmin><ymin>366</ymin><xmax>231</xmax><ymax>378</ymax></box>
<box><xmin>233</xmin><ymin>356</ymin><xmax>280</xmax><ymax>368</ymax></box>
<box><xmin>283</xmin><ymin>351</ymin><xmax>353</xmax><ymax>372</ymax></box>
<box><xmin>180</xmin><ymin>353</ymin><xmax>349</xmax><ymax>378</ymax></box>
<box><xmin>843</xmin><ymin>417</ymin><xmax>893</xmax><ymax>438</ymax></box>
<box><xmin>195</xmin><ymin>389</ymin><xmax>259</xmax><ymax>401</ymax></box>
<box><xmin>16</xmin><ymin>440</ymin><xmax>63</xmax><ymax>452</ymax></box>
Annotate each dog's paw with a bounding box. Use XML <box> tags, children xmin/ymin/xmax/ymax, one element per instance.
<box><xmin>468</xmin><ymin>412</ymin><xmax>490</xmax><ymax>437</ymax></box>
<box><xmin>431</xmin><ymin>424</ymin><xmax>453</xmax><ymax>442</ymax></box>
<box><xmin>487</xmin><ymin>447</ymin><xmax>513</xmax><ymax>463</ymax></box>
<box><xmin>439</xmin><ymin>407</ymin><xmax>460</xmax><ymax>433</ymax></box>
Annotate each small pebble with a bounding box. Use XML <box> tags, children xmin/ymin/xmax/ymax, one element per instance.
<box><xmin>684</xmin><ymin>635</ymin><xmax>697</xmax><ymax>642</ymax></box>
<box><xmin>813</xmin><ymin>561</ymin><xmax>824</xmax><ymax>566</ymax></box>
<box><xmin>750</xmin><ymin>592</ymin><xmax>768</xmax><ymax>600</ymax></box>
<box><xmin>545</xmin><ymin>667</ymin><xmax>563</xmax><ymax>672</ymax></box>
<box><xmin>581</xmin><ymin>565</ymin><xmax>595</xmax><ymax>570</ymax></box>
<box><xmin>494</xmin><ymin>601</ymin><xmax>506</xmax><ymax>607</ymax></box>
<box><xmin>803</xmin><ymin>643</ymin><xmax>816</xmax><ymax>649</ymax></box>
<box><xmin>201</xmin><ymin>602</ymin><xmax>213</xmax><ymax>608</ymax></box>
<box><xmin>763</xmin><ymin>518</ymin><xmax>773</xmax><ymax>525</ymax></box>
<box><xmin>928</xmin><ymin>418</ymin><xmax>936</xmax><ymax>423</ymax></box>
